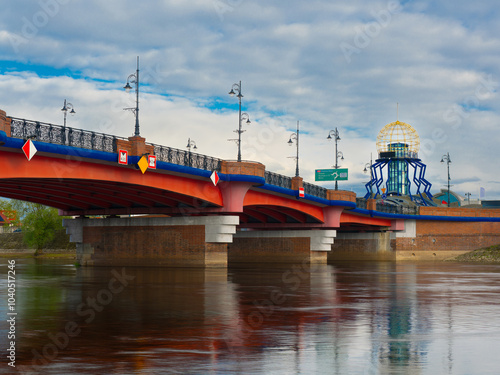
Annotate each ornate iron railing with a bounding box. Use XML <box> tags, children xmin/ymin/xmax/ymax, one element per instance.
<box><xmin>265</xmin><ymin>171</ymin><xmax>292</xmax><ymax>189</ymax></box>
<box><xmin>375</xmin><ymin>202</ymin><xmax>418</xmax><ymax>215</ymax></box>
<box><xmin>303</xmin><ymin>182</ymin><xmax>327</xmax><ymax>199</ymax></box>
<box><xmin>149</xmin><ymin>144</ymin><xmax>221</xmax><ymax>172</ymax></box>
<box><xmin>7</xmin><ymin>117</ymin><xmax>222</xmax><ymax>171</ymax></box>
<box><xmin>9</xmin><ymin>117</ymin><xmax>123</xmax><ymax>153</ymax></box>
<box><xmin>356</xmin><ymin>197</ymin><xmax>367</xmax><ymax>209</ymax></box>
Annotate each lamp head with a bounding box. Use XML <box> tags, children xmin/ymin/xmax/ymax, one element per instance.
<box><xmin>228</xmin><ymin>89</ymin><xmax>235</xmax><ymax>96</ymax></box>
<box><xmin>124</xmin><ymin>82</ymin><xmax>133</xmax><ymax>92</ymax></box>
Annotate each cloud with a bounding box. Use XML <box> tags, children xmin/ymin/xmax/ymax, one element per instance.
<box><xmin>1</xmin><ymin>0</ymin><xmax>500</xmax><ymax>199</ymax></box>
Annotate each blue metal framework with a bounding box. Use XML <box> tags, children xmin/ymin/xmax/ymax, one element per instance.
<box><xmin>364</xmin><ymin>157</ymin><xmax>433</xmax><ymax>205</ymax></box>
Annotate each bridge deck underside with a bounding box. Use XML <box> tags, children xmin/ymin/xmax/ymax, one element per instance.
<box><xmin>242</xmin><ymin>204</ymin><xmax>322</xmax><ymax>224</ymax></box>
<box><xmin>0</xmin><ymin>178</ymin><xmax>219</xmax><ymax>215</ymax></box>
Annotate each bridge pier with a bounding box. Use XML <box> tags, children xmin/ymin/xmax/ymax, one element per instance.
<box><xmin>63</xmin><ymin>216</ymin><xmax>239</xmax><ymax>267</ymax></box>
<box><xmin>229</xmin><ymin>230</ymin><xmax>336</xmax><ymax>264</ymax></box>
<box><xmin>328</xmin><ymin>231</ymin><xmax>395</xmax><ymax>261</ymax></box>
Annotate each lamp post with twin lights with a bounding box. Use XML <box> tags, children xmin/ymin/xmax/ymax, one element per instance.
<box><xmin>186</xmin><ymin>138</ymin><xmax>197</xmax><ymax>167</ymax></box>
<box><xmin>61</xmin><ymin>99</ymin><xmax>75</xmax><ymax>145</ymax></box>
<box><xmin>363</xmin><ymin>153</ymin><xmax>373</xmax><ymax>198</ymax></box>
<box><xmin>228</xmin><ymin>81</ymin><xmax>250</xmax><ymax>162</ymax></box>
<box><xmin>327</xmin><ymin>128</ymin><xmax>344</xmax><ymax>190</ymax></box>
<box><xmin>287</xmin><ymin>121</ymin><xmax>300</xmax><ymax>177</ymax></box>
<box><xmin>123</xmin><ymin>56</ymin><xmax>141</xmax><ymax>137</ymax></box>
<box><xmin>440</xmin><ymin>152</ymin><xmax>452</xmax><ymax>207</ymax></box>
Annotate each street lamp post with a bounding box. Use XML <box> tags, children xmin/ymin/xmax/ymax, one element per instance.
<box><xmin>327</xmin><ymin>128</ymin><xmax>343</xmax><ymax>190</ymax></box>
<box><xmin>61</xmin><ymin>99</ymin><xmax>76</xmax><ymax>128</ymax></box>
<box><xmin>440</xmin><ymin>152</ymin><xmax>452</xmax><ymax>207</ymax></box>
<box><xmin>123</xmin><ymin>56</ymin><xmax>140</xmax><ymax>137</ymax></box>
<box><xmin>363</xmin><ymin>153</ymin><xmax>373</xmax><ymax>197</ymax></box>
<box><xmin>228</xmin><ymin>81</ymin><xmax>250</xmax><ymax>162</ymax></box>
<box><xmin>287</xmin><ymin>121</ymin><xmax>300</xmax><ymax>177</ymax></box>
<box><xmin>465</xmin><ymin>192</ymin><xmax>471</xmax><ymax>205</ymax></box>
<box><xmin>61</xmin><ymin>99</ymin><xmax>75</xmax><ymax>145</ymax></box>
<box><xmin>186</xmin><ymin>138</ymin><xmax>197</xmax><ymax>167</ymax></box>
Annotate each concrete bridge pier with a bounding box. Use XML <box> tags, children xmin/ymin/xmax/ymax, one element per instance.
<box><xmin>328</xmin><ymin>231</ymin><xmax>394</xmax><ymax>261</ymax></box>
<box><xmin>63</xmin><ymin>216</ymin><xmax>239</xmax><ymax>267</ymax></box>
<box><xmin>229</xmin><ymin>229</ymin><xmax>336</xmax><ymax>264</ymax></box>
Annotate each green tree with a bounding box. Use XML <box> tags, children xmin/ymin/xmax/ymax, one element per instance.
<box><xmin>0</xmin><ymin>199</ymin><xmax>64</xmax><ymax>254</ymax></box>
<box><xmin>23</xmin><ymin>204</ymin><xmax>64</xmax><ymax>255</ymax></box>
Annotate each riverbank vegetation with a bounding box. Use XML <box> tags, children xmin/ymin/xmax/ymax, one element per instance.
<box><xmin>453</xmin><ymin>244</ymin><xmax>500</xmax><ymax>263</ymax></box>
<box><xmin>0</xmin><ymin>199</ymin><xmax>75</xmax><ymax>256</ymax></box>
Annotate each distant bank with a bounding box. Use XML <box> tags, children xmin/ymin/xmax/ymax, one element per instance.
<box><xmin>451</xmin><ymin>244</ymin><xmax>500</xmax><ymax>263</ymax></box>
<box><xmin>0</xmin><ymin>230</ymin><xmax>76</xmax><ymax>259</ymax></box>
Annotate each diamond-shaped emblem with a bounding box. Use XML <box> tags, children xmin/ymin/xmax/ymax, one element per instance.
<box><xmin>22</xmin><ymin>139</ymin><xmax>37</xmax><ymax>161</ymax></box>
<box><xmin>210</xmin><ymin>171</ymin><xmax>220</xmax><ymax>186</ymax></box>
<box><xmin>137</xmin><ymin>155</ymin><xmax>149</xmax><ymax>174</ymax></box>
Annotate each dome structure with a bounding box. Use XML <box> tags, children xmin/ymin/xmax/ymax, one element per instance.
<box><xmin>376</xmin><ymin>120</ymin><xmax>420</xmax><ymax>157</ymax></box>
<box><xmin>365</xmin><ymin>118</ymin><xmax>433</xmax><ymax>205</ymax></box>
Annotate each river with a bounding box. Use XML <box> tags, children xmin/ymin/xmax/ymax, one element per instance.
<box><xmin>1</xmin><ymin>259</ymin><xmax>500</xmax><ymax>374</ymax></box>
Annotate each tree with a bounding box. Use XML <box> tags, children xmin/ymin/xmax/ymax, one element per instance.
<box><xmin>0</xmin><ymin>199</ymin><xmax>64</xmax><ymax>254</ymax></box>
<box><xmin>23</xmin><ymin>205</ymin><xmax>64</xmax><ymax>255</ymax></box>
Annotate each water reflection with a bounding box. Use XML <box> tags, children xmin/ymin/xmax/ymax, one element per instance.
<box><xmin>1</xmin><ymin>259</ymin><xmax>500</xmax><ymax>374</ymax></box>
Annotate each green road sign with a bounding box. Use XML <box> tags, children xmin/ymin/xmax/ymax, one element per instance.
<box><xmin>315</xmin><ymin>168</ymin><xmax>348</xmax><ymax>182</ymax></box>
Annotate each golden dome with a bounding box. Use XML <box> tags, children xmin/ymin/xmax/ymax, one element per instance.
<box><xmin>376</xmin><ymin>120</ymin><xmax>420</xmax><ymax>156</ymax></box>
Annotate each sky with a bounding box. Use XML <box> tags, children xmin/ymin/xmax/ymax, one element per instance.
<box><xmin>0</xmin><ymin>0</ymin><xmax>499</xmax><ymax>200</ymax></box>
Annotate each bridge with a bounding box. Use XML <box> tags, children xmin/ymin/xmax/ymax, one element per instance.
<box><xmin>1</xmin><ymin>109</ymin><xmax>500</xmax><ymax>267</ymax></box>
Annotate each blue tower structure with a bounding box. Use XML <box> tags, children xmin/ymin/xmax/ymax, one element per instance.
<box><xmin>365</xmin><ymin>120</ymin><xmax>433</xmax><ymax>206</ymax></box>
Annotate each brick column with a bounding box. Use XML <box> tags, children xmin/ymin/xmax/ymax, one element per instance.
<box><xmin>220</xmin><ymin>160</ymin><xmax>265</xmax><ymax>177</ymax></box>
<box><xmin>0</xmin><ymin>109</ymin><xmax>12</xmax><ymax>136</ymax></box>
<box><xmin>291</xmin><ymin>176</ymin><xmax>303</xmax><ymax>190</ymax></box>
<box><xmin>115</xmin><ymin>135</ymin><xmax>154</xmax><ymax>156</ymax></box>
<box><xmin>366</xmin><ymin>198</ymin><xmax>377</xmax><ymax>210</ymax></box>
<box><xmin>327</xmin><ymin>189</ymin><xmax>356</xmax><ymax>202</ymax></box>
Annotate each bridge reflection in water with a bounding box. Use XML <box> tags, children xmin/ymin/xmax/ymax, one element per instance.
<box><xmin>6</xmin><ymin>259</ymin><xmax>500</xmax><ymax>374</ymax></box>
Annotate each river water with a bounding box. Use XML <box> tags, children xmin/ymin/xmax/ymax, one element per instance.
<box><xmin>1</xmin><ymin>259</ymin><xmax>500</xmax><ymax>374</ymax></box>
